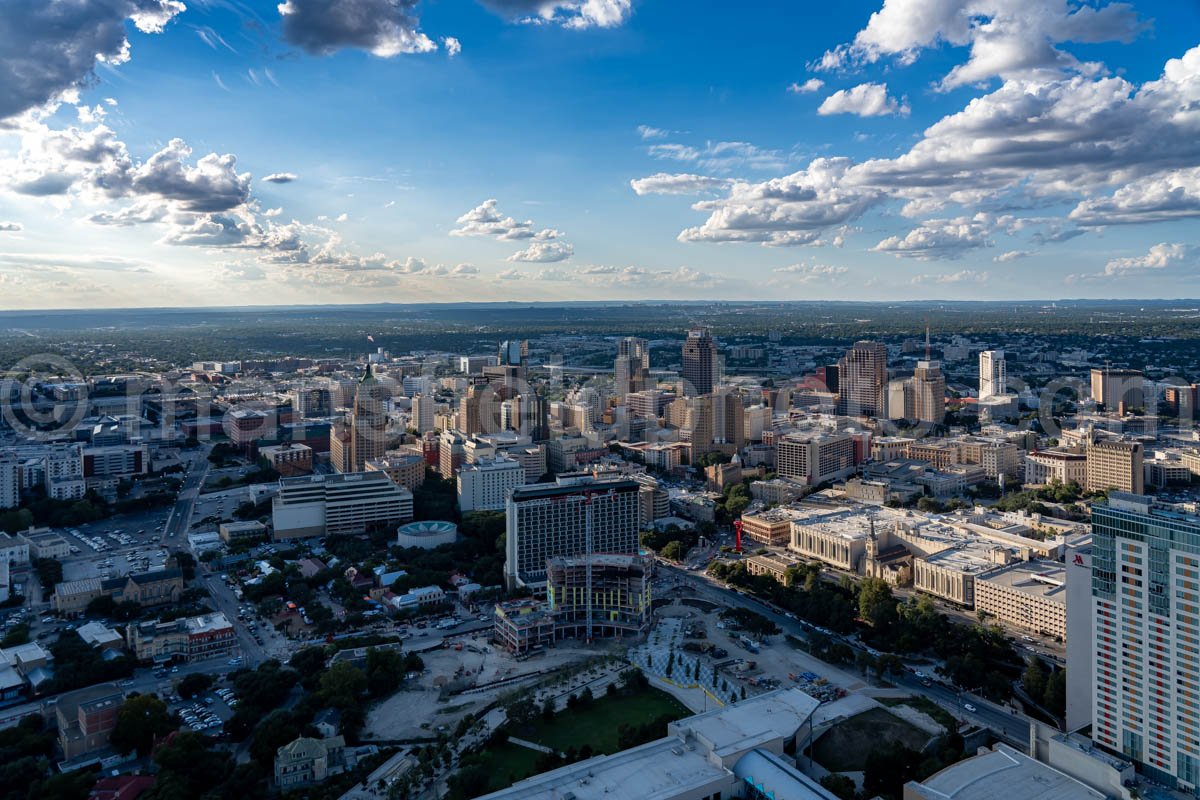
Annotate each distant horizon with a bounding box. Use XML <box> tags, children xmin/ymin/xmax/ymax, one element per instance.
<box><xmin>2</xmin><ymin>297</ymin><xmax>1200</xmax><ymax>316</ymax></box>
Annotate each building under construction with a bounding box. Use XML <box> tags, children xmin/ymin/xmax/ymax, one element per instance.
<box><xmin>546</xmin><ymin>553</ymin><xmax>652</xmax><ymax>641</ymax></box>
<box><xmin>494</xmin><ymin>553</ymin><xmax>653</xmax><ymax>654</ymax></box>
<box><xmin>493</xmin><ymin>598</ymin><xmax>556</xmax><ymax>655</ymax></box>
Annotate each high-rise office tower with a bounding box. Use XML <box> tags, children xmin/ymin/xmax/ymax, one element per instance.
<box><xmin>910</xmin><ymin>360</ymin><xmax>946</xmax><ymax>424</ymax></box>
<box><xmin>457</xmin><ymin>384</ymin><xmax>500</xmax><ymax>436</ymax></box>
<box><xmin>614</xmin><ymin>337</ymin><xmax>651</xmax><ymax>398</ymax></box>
<box><xmin>0</xmin><ymin>452</ymin><xmax>19</xmax><ymax>510</ymax></box>
<box><xmin>411</xmin><ymin>393</ymin><xmax>435</xmax><ymax>434</ymax></box>
<box><xmin>1085</xmin><ymin>436</ymin><xmax>1144</xmax><ymax>494</ymax></box>
<box><xmin>683</xmin><ymin>394</ymin><xmax>714</xmax><ymax>456</ymax></box>
<box><xmin>1091</xmin><ymin>367</ymin><xmax>1145</xmax><ymax>412</ymax></box>
<box><xmin>504</xmin><ymin>475</ymin><xmax>641</xmax><ymax>589</ymax></box>
<box><xmin>485</xmin><ymin>339</ymin><xmax>529</xmax><ymax>393</ymax></box>
<box><xmin>627</xmin><ymin>390</ymin><xmax>666</xmax><ymax>421</ymax></box>
<box><xmin>1090</xmin><ymin>493</ymin><xmax>1200</xmax><ymax>791</ymax></box>
<box><xmin>837</xmin><ymin>341</ymin><xmax>887</xmax><ymax>417</ymax></box>
<box><xmin>681</xmin><ymin>327</ymin><xmax>717</xmax><ymax>397</ymax></box>
<box><xmin>979</xmin><ymin>350</ymin><xmax>1006</xmax><ymax>400</ymax></box>
<box><xmin>515</xmin><ymin>392</ymin><xmax>550</xmax><ymax>442</ymax></box>
<box><xmin>713</xmin><ymin>389</ymin><xmax>745</xmax><ymax>447</ymax></box>
<box><xmin>292</xmin><ymin>385</ymin><xmax>333</xmax><ymax>419</ymax></box>
<box><xmin>348</xmin><ymin>364</ymin><xmax>387</xmax><ymax>473</ymax></box>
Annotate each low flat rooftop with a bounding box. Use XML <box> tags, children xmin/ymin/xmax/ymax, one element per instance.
<box><xmin>907</xmin><ymin>744</ymin><xmax>1104</xmax><ymax>800</ymax></box>
<box><xmin>978</xmin><ymin>560</ymin><xmax>1067</xmax><ymax>601</ymax></box>
<box><xmin>475</xmin><ymin>735</ymin><xmax>729</xmax><ymax>800</ymax></box>
<box><xmin>922</xmin><ymin>542</ymin><xmax>1006</xmax><ymax>575</ymax></box>
<box><xmin>672</xmin><ymin>687</ymin><xmax>819</xmax><ymax>762</ymax></box>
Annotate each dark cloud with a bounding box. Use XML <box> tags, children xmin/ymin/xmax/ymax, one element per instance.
<box><xmin>0</xmin><ymin>0</ymin><xmax>183</xmax><ymax>119</ymax></box>
<box><xmin>130</xmin><ymin>139</ymin><xmax>252</xmax><ymax>212</ymax></box>
<box><xmin>278</xmin><ymin>0</ymin><xmax>436</xmax><ymax>57</ymax></box>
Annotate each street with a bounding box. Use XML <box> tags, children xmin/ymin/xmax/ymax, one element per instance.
<box><xmin>657</xmin><ymin>562</ymin><xmax>1033</xmax><ymax>747</ymax></box>
<box><xmin>162</xmin><ymin>453</ymin><xmax>210</xmax><ymax>543</ymax></box>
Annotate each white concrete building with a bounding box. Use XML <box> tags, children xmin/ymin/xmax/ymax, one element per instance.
<box><xmin>776</xmin><ymin>431</ymin><xmax>856</xmax><ymax>486</ymax></box>
<box><xmin>1025</xmin><ymin>449</ymin><xmax>1088</xmax><ymax>486</ymax></box>
<box><xmin>82</xmin><ymin>443</ymin><xmax>149</xmax><ymax>477</ymax></box>
<box><xmin>457</xmin><ymin>456</ymin><xmax>525</xmax><ymax>513</ymax></box>
<box><xmin>272</xmin><ymin>471</ymin><xmax>413</xmax><ymax>540</ymax></box>
<box><xmin>475</xmin><ymin>688</ymin><xmax>828</xmax><ymax>800</ymax></box>
<box><xmin>45</xmin><ymin>443</ymin><xmax>85</xmax><ymax>501</ymax></box>
<box><xmin>0</xmin><ymin>533</ymin><xmax>30</xmax><ymax>567</ymax></box>
<box><xmin>975</xmin><ymin>559</ymin><xmax>1067</xmax><ymax>639</ymax></box>
<box><xmin>411</xmin><ymin>394</ymin><xmax>435</xmax><ymax>434</ymax></box>
<box><xmin>913</xmin><ymin>542</ymin><xmax>1010</xmax><ymax>607</ymax></box>
<box><xmin>979</xmin><ymin>349</ymin><xmax>1006</xmax><ymax>400</ymax></box>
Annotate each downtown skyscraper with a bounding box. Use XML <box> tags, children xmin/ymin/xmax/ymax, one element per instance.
<box><xmin>614</xmin><ymin>336</ymin><xmax>651</xmax><ymax>399</ymax></box>
<box><xmin>681</xmin><ymin>327</ymin><xmax>717</xmax><ymax>397</ymax></box>
<box><xmin>1090</xmin><ymin>493</ymin><xmax>1200</xmax><ymax>792</ymax></box>
<box><xmin>837</xmin><ymin>341</ymin><xmax>887</xmax><ymax>418</ymax></box>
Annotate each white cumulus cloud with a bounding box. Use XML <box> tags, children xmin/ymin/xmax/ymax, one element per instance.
<box><xmin>629</xmin><ymin>173</ymin><xmax>734</xmax><ymax>196</ymax></box>
<box><xmin>818</xmin><ymin>83</ymin><xmax>909</xmax><ymax>117</ymax></box>
<box><xmin>788</xmin><ymin>78</ymin><xmax>825</xmax><ymax>94</ymax></box>
<box><xmin>507</xmin><ymin>241</ymin><xmax>574</xmax><ymax>262</ymax></box>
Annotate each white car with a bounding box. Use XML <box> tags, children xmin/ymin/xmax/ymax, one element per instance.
<box><xmin>963</xmin><ymin>703</ymin><xmax>977</xmax><ymax>713</ymax></box>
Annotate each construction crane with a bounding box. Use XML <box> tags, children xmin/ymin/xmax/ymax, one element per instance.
<box><xmin>583</xmin><ymin>490</ymin><xmax>594</xmax><ymax>643</ymax></box>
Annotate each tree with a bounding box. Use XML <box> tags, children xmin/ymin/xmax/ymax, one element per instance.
<box><xmin>33</xmin><ymin>558</ymin><xmax>63</xmax><ymax>590</ymax></box>
<box><xmin>820</xmin><ymin>774</ymin><xmax>858</xmax><ymax>800</ymax></box>
<box><xmin>862</xmin><ymin>741</ymin><xmax>923</xmax><ymax>800</ymax></box>
<box><xmin>858</xmin><ymin>577</ymin><xmax>898</xmax><ymax>628</ymax></box>
<box><xmin>177</xmin><ymin>672</ymin><xmax>214</xmax><ymax>700</ymax></box>
<box><xmin>249</xmin><ymin>710</ymin><xmax>301</xmax><ymax>765</ymax></box>
<box><xmin>145</xmin><ymin>731</ymin><xmax>233</xmax><ymax>800</ymax></box>
<box><xmin>365</xmin><ymin>646</ymin><xmax>407</xmax><ymax>697</ymax></box>
<box><xmin>448</xmin><ymin>763</ymin><xmax>491</xmax><ymax>799</ymax></box>
<box><xmin>288</xmin><ymin>646</ymin><xmax>328</xmax><ymax>677</ymax></box>
<box><xmin>34</xmin><ymin>768</ymin><xmax>99</xmax><ymax>800</ymax></box>
<box><xmin>111</xmin><ymin>694</ymin><xmax>174</xmax><ymax>757</ymax></box>
<box><xmin>0</xmin><ymin>624</ymin><xmax>29</xmax><ymax>648</ymax></box>
<box><xmin>661</xmin><ymin>540</ymin><xmax>686</xmax><ymax>562</ymax></box>
<box><xmin>1022</xmin><ymin>656</ymin><xmax>1048</xmax><ymax>701</ymax></box>
<box><xmin>1044</xmin><ymin>669</ymin><xmax>1067</xmax><ymax>718</ymax></box>
<box><xmin>319</xmin><ymin>661</ymin><xmax>368</xmax><ymax>712</ymax></box>
<box><xmin>171</xmin><ymin>551</ymin><xmax>196</xmax><ymax>580</ymax></box>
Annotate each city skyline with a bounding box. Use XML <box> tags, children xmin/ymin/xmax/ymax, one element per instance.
<box><xmin>0</xmin><ymin>0</ymin><xmax>1198</xmax><ymax>309</ymax></box>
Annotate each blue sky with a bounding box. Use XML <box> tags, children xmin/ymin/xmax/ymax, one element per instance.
<box><xmin>0</xmin><ymin>0</ymin><xmax>1198</xmax><ymax>308</ymax></box>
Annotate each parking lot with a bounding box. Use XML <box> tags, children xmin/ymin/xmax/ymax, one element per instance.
<box><xmin>154</xmin><ymin>667</ymin><xmax>242</xmax><ymax>736</ymax></box>
<box><xmin>58</xmin><ymin>518</ymin><xmax>174</xmax><ymax>583</ymax></box>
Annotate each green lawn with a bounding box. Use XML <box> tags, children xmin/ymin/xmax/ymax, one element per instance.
<box><xmin>458</xmin><ymin>740</ymin><xmax>543</xmax><ymax>795</ymax></box>
<box><xmin>519</xmin><ymin>686</ymin><xmax>690</xmax><ymax>754</ymax></box>
<box><xmin>454</xmin><ymin>686</ymin><xmax>691</xmax><ymax>797</ymax></box>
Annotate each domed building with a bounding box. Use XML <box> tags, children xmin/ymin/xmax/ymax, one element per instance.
<box><xmin>396</xmin><ymin>520</ymin><xmax>458</xmax><ymax>550</ymax></box>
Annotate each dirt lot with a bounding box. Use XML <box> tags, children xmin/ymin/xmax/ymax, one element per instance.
<box><xmin>656</xmin><ymin>601</ymin><xmax>867</xmax><ymax>698</ymax></box>
<box><xmin>811</xmin><ymin>706</ymin><xmax>936</xmax><ymax>772</ymax></box>
<box><xmin>364</xmin><ymin>635</ymin><xmax>624</xmax><ymax>740</ymax></box>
